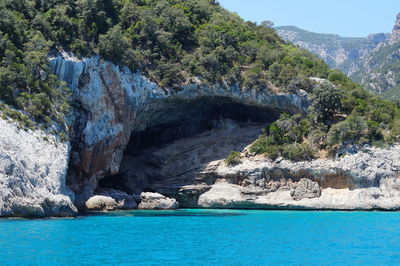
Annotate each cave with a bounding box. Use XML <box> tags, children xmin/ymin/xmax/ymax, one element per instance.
<box><xmin>98</xmin><ymin>96</ymin><xmax>281</xmax><ymax>197</ymax></box>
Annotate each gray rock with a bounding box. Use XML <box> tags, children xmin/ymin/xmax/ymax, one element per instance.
<box><xmin>290</xmin><ymin>178</ymin><xmax>321</xmax><ymax>201</ymax></box>
<box><xmin>276</xmin><ymin>14</ymin><xmax>400</xmax><ymax>96</ymax></box>
<box><xmin>97</xmin><ymin>189</ymin><xmax>137</xmax><ymax>209</ymax></box>
<box><xmin>138</xmin><ymin>192</ymin><xmax>178</xmax><ymax>210</ymax></box>
<box><xmin>0</xmin><ymin>118</ymin><xmax>77</xmax><ymax>217</ymax></box>
<box><xmin>85</xmin><ymin>189</ymin><xmax>137</xmax><ymax>211</ymax></box>
<box><xmin>195</xmin><ymin>144</ymin><xmax>400</xmax><ymax>210</ymax></box>
<box><xmin>49</xmin><ymin>52</ymin><xmax>309</xmax><ymax>202</ymax></box>
<box><xmin>85</xmin><ymin>195</ymin><xmax>118</xmax><ymax>211</ymax></box>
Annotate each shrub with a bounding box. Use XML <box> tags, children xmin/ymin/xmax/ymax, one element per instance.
<box><xmin>327</xmin><ymin>116</ymin><xmax>368</xmax><ymax>146</ymax></box>
<box><xmin>249</xmin><ymin>137</ymin><xmax>270</xmax><ymax>154</ymax></box>
<box><xmin>264</xmin><ymin>145</ymin><xmax>281</xmax><ymax>160</ymax></box>
<box><xmin>312</xmin><ymin>82</ymin><xmax>344</xmax><ymax>121</ymax></box>
<box><xmin>281</xmin><ymin>143</ymin><xmax>314</xmax><ymax>161</ymax></box>
<box><xmin>225</xmin><ymin>151</ymin><xmax>242</xmax><ymax>166</ymax></box>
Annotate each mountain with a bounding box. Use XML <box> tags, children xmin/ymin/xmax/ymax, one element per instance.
<box><xmin>276</xmin><ymin>14</ymin><xmax>400</xmax><ymax>100</ymax></box>
<box><xmin>275</xmin><ymin>26</ymin><xmax>388</xmax><ymax>76</ymax></box>
<box><xmin>353</xmin><ymin>14</ymin><xmax>400</xmax><ymax>98</ymax></box>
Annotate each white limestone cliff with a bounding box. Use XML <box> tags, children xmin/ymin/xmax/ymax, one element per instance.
<box><xmin>0</xmin><ymin>118</ymin><xmax>77</xmax><ymax>217</ymax></box>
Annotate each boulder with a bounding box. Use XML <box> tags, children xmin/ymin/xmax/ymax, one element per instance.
<box><xmin>96</xmin><ymin>189</ymin><xmax>137</xmax><ymax>209</ymax></box>
<box><xmin>198</xmin><ymin>180</ymin><xmax>244</xmax><ymax>208</ymax></box>
<box><xmin>138</xmin><ymin>192</ymin><xmax>178</xmax><ymax>210</ymax></box>
<box><xmin>290</xmin><ymin>178</ymin><xmax>321</xmax><ymax>201</ymax></box>
<box><xmin>85</xmin><ymin>195</ymin><xmax>119</xmax><ymax>211</ymax></box>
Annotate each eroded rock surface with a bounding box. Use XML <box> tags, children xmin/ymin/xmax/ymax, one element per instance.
<box><xmin>0</xmin><ymin>118</ymin><xmax>77</xmax><ymax>217</ymax></box>
<box><xmin>50</xmin><ymin>52</ymin><xmax>308</xmax><ymax>206</ymax></box>
<box><xmin>290</xmin><ymin>178</ymin><xmax>321</xmax><ymax>201</ymax></box>
<box><xmin>85</xmin><ymin>189</ymin><xmax>137</xmax><ymax>211</ymax></box>
<box><xmin>195</xmin><ymin>145</ymin><xmax>400</xmax><ymax>210</ymax></box>
<box><xmin>85</xmin><ymin>195</ymin><xmax>118</xmax><ymax>211</ymax></box>
<box><xmin>138</xmin><ymin>192</ymin><xmax>178</xmax><ymax>210</ymax></box>
<box><xmin>47</xmin><ymin>52</ymin><xmax>400</xmax><ymax>212</ymax></box>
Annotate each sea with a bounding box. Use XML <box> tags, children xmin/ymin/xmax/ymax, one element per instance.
<box><xmin>1</xmin><ymin>209</ymin><xmax>400</xmax><ymax>265</ymax></box>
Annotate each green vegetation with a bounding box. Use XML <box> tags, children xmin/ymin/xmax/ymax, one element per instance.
<box><xmin>249</xmin><ymin>113</ymin><xmax>315</xmax><ymax>161</ymax></box>
<box><xmin>225</xmin><ymin>151</ymin><xmax>241</xmax><ymax>166</ymax></box>
<box><xmin>0</xmin><ymin>1</ymin><xmax>71</xmax><ymax>126</ymax></box>
<box><xmin>1</xmin><ymin>0</ymin><xmax>400</xmax><ymax>158</ymax></box>
<box><xmin>0</xmin><ymin>0</ymin><xmax>333</xmax><ymax>125</ymax></box>
<box><xmin>250</xmin><ymin>76</ymin><xmax>400</xmax><ymax>160</ymax></box>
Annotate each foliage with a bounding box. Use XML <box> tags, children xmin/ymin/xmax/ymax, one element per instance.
<box><xmin>249</xmin><ymin>113</ymin><xmax>315</xmax><ymax>161</ymax></box>
<box><xmin>1</xmin><ymin>0</ymin><xmax>400</xmax><ymax>153</ymax></box>
<box><xmin>281</xmin><ymin>143</ymin><xmax>314</xmax><ymax>161</ymax></box>
<box><xmin>0</xmin><ymin>2</ymin><xmax>70</xmax><ymax>126</ymax></box>
<box><xmin>225</xmin><ymin>151</ymin><xmax>241</xmax><ymax>166</ymax></box>
<box><xmin>312</xmin><ymin>82</ymin><xmax>343</xmax><ymax>121</ymax></box>
<box><xmin>250</xmin><ymin>87</ymin><xmax>400</xmax><ymax>160</ymax></box>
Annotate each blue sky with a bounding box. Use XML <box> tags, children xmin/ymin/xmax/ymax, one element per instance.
<box><xmin>218</xmin><ymin>0</ymin><xmax>400</xmax><ymax>37</ymax></box>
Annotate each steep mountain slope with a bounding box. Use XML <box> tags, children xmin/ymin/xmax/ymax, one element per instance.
<box><xmin>353</xmin><ymin>14</ymin><xmax>400</xmax><ymax>98</ymax></box>
<box><xmin>276</xmin><ymin>14</ymin><xmax>400</xmax><ymax>100</ymax></box>
<box><xmin>275</xmin><ymin>26</ymin><xmax>388</xmax><ymax>76</ymax></box>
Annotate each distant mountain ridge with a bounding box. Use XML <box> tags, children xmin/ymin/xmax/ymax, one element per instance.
<box><xmin>276</xmin><ymin>14</ymin><xmax>400</xmax><ymax>100</ymax></box>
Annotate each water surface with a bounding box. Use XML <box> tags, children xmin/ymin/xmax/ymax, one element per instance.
<box><xmin>1</xmin><ymin>209</ymin><xmax>400</xmax><ymax>265</ymax></box>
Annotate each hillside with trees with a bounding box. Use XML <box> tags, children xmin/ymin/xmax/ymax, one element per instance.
<box><xmin>1</xmin><ymin>0</ymin><xmax>400</xmax><ymax>160</ymax></box>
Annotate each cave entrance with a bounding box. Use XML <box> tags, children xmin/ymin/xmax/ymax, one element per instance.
<box><xmin>98</xmin><ymin>96</ymin><xmax>281</xmax><ymax>196</ymax></box>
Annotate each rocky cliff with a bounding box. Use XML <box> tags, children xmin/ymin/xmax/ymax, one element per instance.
<box><xmin>0</xmin><ymin>118</ymin><xmax>77</xmax><ymax>217</ymax></box>
<box><xmin>50</xmin><ymin>52</ymin><xmax>400</xmax><ymax>212</ymax></box>
<box><xmin>49</xmin><ymin>51</ymin><xmax>308</xmax><ymax>209</ymax></box>
<box><xmin>353</xmin><ymin>14</ymin><xmax>400</xmax><ymax>97</ymax></box>
<box><xmin>3</xmin><ymin>51</ymin><xmax>400</xmax><ymax>217</ymax></box>
<box><xmin>196</xmin><ymin>146</ymin><xmax>400</xmax><ymax>210</ymax></box>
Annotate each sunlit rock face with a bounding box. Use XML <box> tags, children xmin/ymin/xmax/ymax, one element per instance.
<box><xmin>196</xmin><ymin>145</ymin><xmax>400</xmax><ymax>210</ymax></box>
<box><xmin>45</xmin><ymin>51</ymin><xmax>400</xmax><ymax>212</ymax></box>
<box><xmin>3</xmin><ymin>50</ymin><xmax>400</xmax><ymax>217</ymax></box>
<box><xmin>0</xmin><ymin>119</ymin><xmax>77</xmax><ymax>217</ymax></box>
<box><xmin>50</xmin><ymin>52</ymin><xmax>308</xmax><ymax>207</ymax></box>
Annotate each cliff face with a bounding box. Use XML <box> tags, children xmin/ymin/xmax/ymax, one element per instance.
<box><xmin>197</xmin><ymin>146</ymin><xmax>400</xmax><ymax>210</ymax></box>
<box><xmin>0</xmin><ymin>119</ymin><xmax>77</xmax><ymax>217</ymax></box>
<box><xmin>354</xmin><ymin>14</ymin><xmax>400</xmax><ymax>97</ymax></box>
<box><xmin>3</xmin><ymin>51</ymin><xmax>400</xmax><ymax>217</ymax></box>
<box><xmin>390</xmin><ymin>14</ymin><xmax>400</xmax><ymax>43</ymax></box>
<box><xmin>49</xmin><ymin>52</ymin><xmax>308</xmax><ymax>207</ymax></box>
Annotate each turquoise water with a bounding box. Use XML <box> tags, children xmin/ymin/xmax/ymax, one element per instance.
<box><xmin>1</xmin><ymin>210</ymin><xmax>400</xmax><ymax>265</ymax></box>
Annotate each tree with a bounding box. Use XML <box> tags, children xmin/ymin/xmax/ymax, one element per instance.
<box><xmin>23</xmin><ymin>32</ymin><xmax>52</xmax><ymax>79</ymax></box>
<box><xmin>260</xmin><ymin>20</ymin><xmax>274</xmax><ymax>28</ymax></box>
<box><xmin>312</xmin><ymin>82</ymin><xmax>344</xmax><ymax>121</ymax></box>
<box><xmin>99</xmin><ymin>25</ymin><xmax>130</xmax><ymax>63</ymax></box>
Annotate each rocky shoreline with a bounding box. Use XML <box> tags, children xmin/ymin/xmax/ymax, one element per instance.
<box><xmin>2</xmin><ymin>111</ymin><xmax>400</xmax><ymax>217</ymax></box>
<box><xmin>2</xmin><ymin>53</ymin><xmax>400</xmax><ymax>217</ymax></box>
